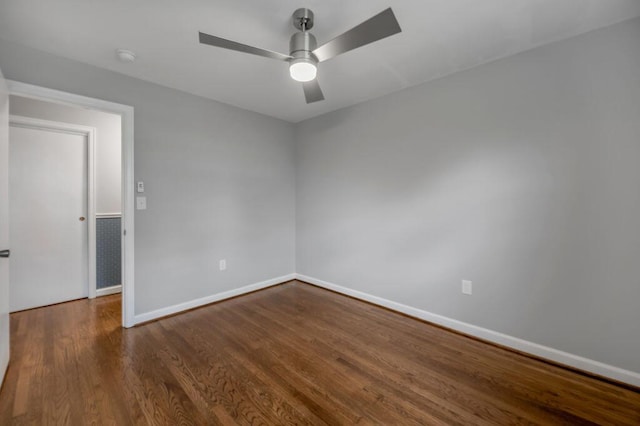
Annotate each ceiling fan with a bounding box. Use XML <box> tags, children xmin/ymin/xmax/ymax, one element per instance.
<box><xmin>199</xmin><ymin>7</ymin><xmax>402</xmax><ymax>104</ymax></box>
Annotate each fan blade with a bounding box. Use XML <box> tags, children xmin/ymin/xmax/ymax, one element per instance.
<box><xmin>303</xmin><ymin>80</ymin><xmax>325</xmax><ymax>103</ymax></box>
<box><xmin>199</xmin><ymin>32</ymin><xmax>292</xmax><ymax>61</ymax></box>
<box><xmin>313</xmin><ymin>8</ymin><xmax>401</xmax><ymax>63</ymax></box>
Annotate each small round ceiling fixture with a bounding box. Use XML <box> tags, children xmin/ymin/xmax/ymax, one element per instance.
<box><xmin>116</xmin><ymin>49</ymin><xmax>136</xmax><ymax>63</ymax></box>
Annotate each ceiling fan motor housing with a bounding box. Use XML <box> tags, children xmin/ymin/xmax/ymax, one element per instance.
<box><xmin>290</xmin><ymin>8</ymin><xmax>318</xmax><ymax>66</ymax></box>
<box><xmin>289</xmin><ymin>31</ymin><xmax>317</xmax><ymax>61</ymax></box>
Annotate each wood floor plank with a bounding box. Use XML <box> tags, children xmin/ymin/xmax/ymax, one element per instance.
<box><xmin>0</xmin><ymin>281</ymin><xmax>638</xmax><ymax>425</ymax></box>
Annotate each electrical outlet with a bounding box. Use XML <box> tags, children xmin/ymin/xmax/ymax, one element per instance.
<box><xmin>136</xmin><ymin>196</ymin><xmax>146</xmax><ymax>210</ymax></box>
<box><xmin>219</xmin><ymin>259</ymin><xmax>227</xmax><ymax>271</ymax></box>
<box><xmin>462</xmin><ymin>280</ymin><xmax>472</xmax><ymax>295</ymax></box>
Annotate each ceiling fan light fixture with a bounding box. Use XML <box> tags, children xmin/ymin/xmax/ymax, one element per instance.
<box><xmin>289</xmin><ymin>58</ymin><xmax>317</xmax><ymax>82</ymax></box>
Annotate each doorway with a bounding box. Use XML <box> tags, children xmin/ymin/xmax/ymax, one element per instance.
<box><xmin>7</xmin><ymin>80</ymin><xmax>135</xmax><ymax>328</ymax></box>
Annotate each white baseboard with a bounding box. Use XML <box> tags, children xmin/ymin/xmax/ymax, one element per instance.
<box><xmin>96</xmin><ymin>285</ymin><xmax>122</xmax><ymax>297</ymax></box>
<box><xmin>133</xmin><ymin>274</ymin><xmax>296</xmax><ymax>325</ymax></box>
<box><xmin>295</xmin><ymin>274</ymin><xmax>640</xmax><ymax>388</ymax></box>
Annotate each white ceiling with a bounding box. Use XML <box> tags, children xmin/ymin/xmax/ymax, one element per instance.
<box><xmin>1</xmin><ymin>1</ymin><xmax>639</xmax><ymax>123</ymax></box>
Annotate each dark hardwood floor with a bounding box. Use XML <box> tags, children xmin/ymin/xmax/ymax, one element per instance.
<box><xmin>0</xmin><ymin>280</ymin><xmax>638</xmax><ymax>425</ymax></box>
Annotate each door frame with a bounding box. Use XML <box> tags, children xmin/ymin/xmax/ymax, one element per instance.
<box><xmin>6</xmin><ymin>80</ymin><xmax>136</xmax><ymax>328</ymax></box>
<box><xmin>9</xmin><ymin>115</ymin><xmax>97</xmax><ymax>301</ymax></box>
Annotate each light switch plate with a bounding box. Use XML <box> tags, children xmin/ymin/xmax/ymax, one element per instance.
<box><xmin>136</xmin><ymin>196</ymin><xmax>147</xmax><ymax>210</ymax></box>
<box><xmin>136</xmin><ymin>181</ymin><xmax>144</xmax><ymax>193</ymax></box>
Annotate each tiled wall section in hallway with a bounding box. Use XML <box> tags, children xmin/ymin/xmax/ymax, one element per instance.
<box><xmin>96</xmin><ymin>216</ymin><xmax>121</xmax><ymax>289</ymax></box>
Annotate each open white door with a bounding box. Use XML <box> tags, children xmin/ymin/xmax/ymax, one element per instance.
<box><xmin>0</xmin><ymin>68</ymin><xmax>10</xmax><ymax>386</ymax></box>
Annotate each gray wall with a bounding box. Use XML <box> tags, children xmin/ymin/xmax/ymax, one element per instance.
<box><xmin>9</xmin><ymin>95</ymin><xmax>122</xmax><ymax>214</ymax></box>
<box><xmin>295</xmin><ymin>18</ymin><xmax>640</xmax><ymax>373</ymax></box>
<box><xmin>0</xmin><ymin>38</ymin><xmax>296</xmax><ymax>315</ymax></box>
